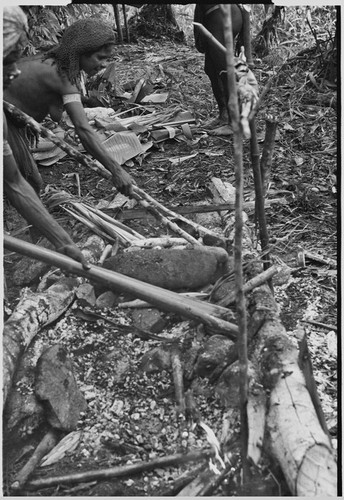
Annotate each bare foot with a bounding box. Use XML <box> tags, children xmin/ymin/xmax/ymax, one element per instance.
<box><xmin>202</xmin><ymin>116</ymin><xmax>228</xmax><ymax>129</ymax></box>
<box><xmin>208</xmin><ymin>124</ymin><xmax>233</xmax><ymax>136</ymax></box>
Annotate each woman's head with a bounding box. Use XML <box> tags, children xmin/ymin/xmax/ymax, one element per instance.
<box><xmin>3</xmin><ymin>6</ymin><xmax>28</xmax><ymax>88</ymax></box>
<box><xmin>52</xmin><ymin>18</ymin><xmax>116</xmax><ymax>85</ymax></box>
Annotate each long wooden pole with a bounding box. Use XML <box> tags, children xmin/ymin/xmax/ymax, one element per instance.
<box><xmin>221</xmin><ymin>3</ymin><xmax>249</xmax><ymax>480</ymax></box>
<box><xmin>25</xmin><ymin>449</ymin><xmax>213</xmax><ymax>490</ymax></box>
<box><xmin>4</xmin><ymin>235</ymin><xmax>238</xmax><ymax>338</ymax></box>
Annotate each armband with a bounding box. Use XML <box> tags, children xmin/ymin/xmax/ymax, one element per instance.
<box><xmin>62</xmin><ymin>93</ymin><xmax>82</xmax><ymax>105</ymax></box>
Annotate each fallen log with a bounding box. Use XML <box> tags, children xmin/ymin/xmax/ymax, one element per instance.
<box><xmin>4</xmin><ymin>235</ymin><xmax>238</xmax><ymax>338</ymax></box>
<box><xmin>221</xmin><ymin>205</ymin><xmax>337</xmax><ymax>495</ymax></box>
<box><xmin>3</xmin><ymin>279</ymin><xmax>77</xmax><ymax>407</ymax></box>
<box><xmin>204</xmin><ymin>175</ymin><xmax>338</xmax><ymax>493</ymax></box>
<box><xmin>254</xmin><ymin>312</ymin><xmax>337</xmax><ymax>496</ymax></box>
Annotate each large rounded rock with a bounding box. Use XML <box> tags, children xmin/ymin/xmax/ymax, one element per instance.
<box><xmin>102</xmin><ymin>247</ymin><xmax>232</xmax><ymax>291</ymax></box>
<box><xmin>35</xmin><ymin>345</ymin><xmax>87</xmax><ymax>431</ymax></box>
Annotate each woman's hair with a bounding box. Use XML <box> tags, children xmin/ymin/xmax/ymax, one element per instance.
<box><xmin>45</xmin><ymin>18</ymin><xmax>116</xmax><ymax>85</ymax></box>
<box><xmin>3</xmin><ymin>6</ymin><xmax>28</xmax><ymax>60</ymax></box>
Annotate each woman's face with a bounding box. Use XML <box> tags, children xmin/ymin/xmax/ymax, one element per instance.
<box><xmin>80</xmin><ymin>45</ymin><xmax>115</xmax><ymax>76</ymax></box>
<box><xmin>3</xmin><ymin>48</ymin><xmax>22</xmax><ymax>89</ymax></box>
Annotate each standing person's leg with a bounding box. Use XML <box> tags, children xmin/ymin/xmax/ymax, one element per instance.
<box><xmin>203</xmin><ymin>5</ymin><xmax>243</xmax><ymax>133</ymax></box>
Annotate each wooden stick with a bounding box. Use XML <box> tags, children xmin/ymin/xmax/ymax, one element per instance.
<box><xmin>250</xmin><ymin>119</ymin><xmax>271</xmax><ymax>270</ymax></box>
<box><xmin>133</xmin><ymin>185</ymin><xmax>221</xmax><ymax>239</ymax></box>
<box><xmin>260</xmin><ymin>115</ymin><xmax>278</xmax><ymax>196</ymax></box>
<box><xmin>118</xmin><ymin>292</ymin><xmax>209</xmax><ymax>309</ymax></box>
<box><xmin>4</xmin><ymin>235</ymin><xmax>238</xmax><ymax>337</ymax></box>
<box><xmin>303</xmin><ymin>250</ymin><xmax>337</xmax><ymax>268</ymax></box>
<box><xmin>301</xmin><ymin>319</ymin><xmax>337</xmax><ymax>332</ymax></box>
<box><xmin>3</xmin><ymin>101</ymin><xmax>111</xmax><ymax>180</ymax></box>
<box><xmin>116</xmin><ymin>198</ymin><xmax>287</xmax><ymax>220</ymax></box>
<box><xmin>198</xmin><ymin>463</ymin><xmax>233</xmax><ymax>496</ymax></box>
<box><xmin>11</xmin><ymin>430</ymin><xmax>59</xmax><ymax>491</ymax></box>
<box><xmin>25</xmin><ymin>449</ymin><xmax>213</xmax><ymax>490</ymax></box>
<box><xmin>222</xmin><ymin>4</ymin><xmax>249</xmax><ymax>480</ymax></box>
<box><xmin>113</xmin><ymin>4</ymin><xmax>123</xmax><ymax>43</ymax></box>
<box><xmin>193</xmin><ymin>22</ymin><xmax>227</xmax><ymax>54</ymax></box>
<box><xmin>122</xmin><ymin>3</ymin><xmax>130</xmax><ymax>43</ymax></box>
<box><xmin>131</xmin><ymin>189</ymin><xmax>201</xmax><ymax>245</ymax></box>
<box><xmin>211</xmin><ymin>264</ymin><xmax>282</xmax><ymax>308</ymax></box>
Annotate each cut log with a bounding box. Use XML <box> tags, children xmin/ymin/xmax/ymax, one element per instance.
<box><xmin>254</xmin><ymin>310</ymin><xmax>337</xmax><ymax>496</ymax></box>
<box><xmin>3</xmin><ymin>279</ymin><xmax>77</xmax><ymax>407</ymax></box>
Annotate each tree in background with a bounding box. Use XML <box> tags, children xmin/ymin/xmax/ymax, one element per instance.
<box><xmin>128</xmin><ymin>4</ymin><xmax>184</xmax><ymax>42</ymax></box>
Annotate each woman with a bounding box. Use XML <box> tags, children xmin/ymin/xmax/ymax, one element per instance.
<box><xmin>193</xmin><ymin>4</ymin><xmax>243</xmax><ymax>134</ymax></box>
<box><xmin>3</xmin><ymin>6</ymin><xmax>88</xmax><ymax>268</ymax></box>
<box><xmin>4</xmin><ymin>16</ymin><xmax>134</xmax><ymax>196</ymax></box>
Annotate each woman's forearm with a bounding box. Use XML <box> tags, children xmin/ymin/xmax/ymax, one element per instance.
<box><xmin>4</xmin><ymin>174</ymin><xmax>74</xmax><ymax>249</ymax></box>
<box><xmin>75</xmin><ymin>126</ymin><xmax>122</xmax><ymax>175</ymax></box>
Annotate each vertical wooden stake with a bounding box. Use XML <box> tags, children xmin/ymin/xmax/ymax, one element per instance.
<box><xmin>122</xmin><ymin>4</ymin><xmax>130</xmax><ymax>43</ymax></box>
<box><xmin>113</xmin><ymin>4</ymin><xmax>123</xmax><ymax>43</ymax></box>
<box><xmin>221</xmin><ymin>3</ymin><xmax>249</xmax><ymax>482</ymax></box>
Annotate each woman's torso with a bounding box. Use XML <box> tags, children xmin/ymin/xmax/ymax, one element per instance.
<box><xmin>4</xmin><ymin>55</ymin><xmax>79</xmax><ymax>123</ymax></box>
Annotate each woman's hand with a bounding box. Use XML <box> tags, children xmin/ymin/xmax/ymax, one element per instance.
<box><xmin>57</xmin><ymin>244</ymin><xmax>91</xmax><ymax>270</ymax></box>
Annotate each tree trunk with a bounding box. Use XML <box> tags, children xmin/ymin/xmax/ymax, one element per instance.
<box><xmin>128</xmin><ymin>4</ymin><xmax>184</xmax><ymax>42</ymax></box>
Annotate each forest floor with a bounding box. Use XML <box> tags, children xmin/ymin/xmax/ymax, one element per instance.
<box><xmin>3</xmin><ymin>6</ymin><xmax>338</xmax><ymax>497</ymax></box>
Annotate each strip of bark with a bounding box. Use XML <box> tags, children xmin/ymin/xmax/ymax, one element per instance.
<box><xmin>298</xmin><ymin>331</ymin><xmax>332</xmax><ymax>439</ymax></box>
<box><xmin>11</xmin><ymin>430</ymin><xmax>59</xmax><ymax>491</ymax></box>
<box><xmin>4</xmin><ymin>235</ymin><xmax>238</xmax><ymax>338</ymax></box>
<box><xmin>25</xmin><ymin>449</ymin><xmax>213</xmax><ymax>490</ymax></box>
<box><xmin>171</xmin><ymin>345</ymin><xmax>185</xmax><ymax>416</ymax></box>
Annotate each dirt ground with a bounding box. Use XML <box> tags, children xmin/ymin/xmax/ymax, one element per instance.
<box><xmin>3</xmin><ymin>5</ymin><xmax>338</xmax><ymax>497</ymax></box>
